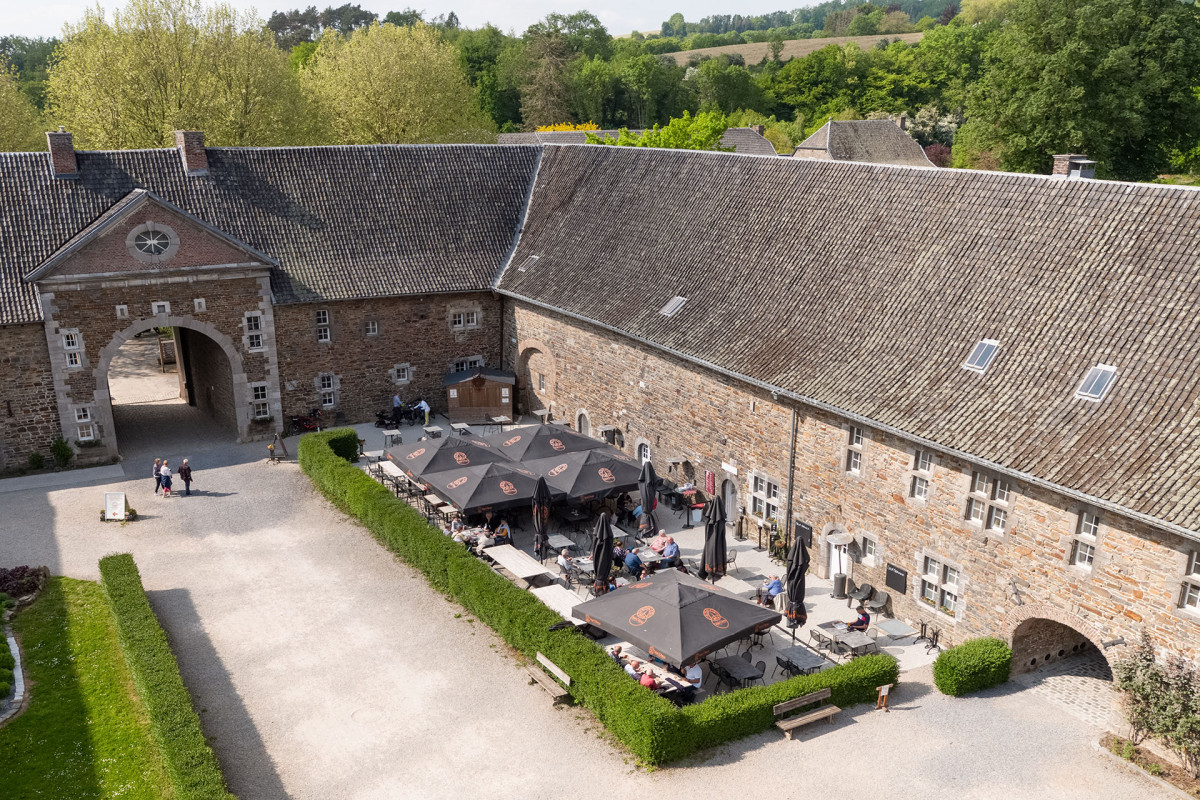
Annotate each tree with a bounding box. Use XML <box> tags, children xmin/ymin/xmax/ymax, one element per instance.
<box><xmin>525</xmin><ymin>11</ymin><xmax>611</xmax><ymax>60</ymax></box>
<box><xmin>937</xmin><ymin>3</ymin><xmax>959</xmax><ymax>24</ymax></box>
<box><xmin>47</xmin><ymin>0</ymin><xmax>312</xmax><ymax>149</ymax></box>
<box><xmin>383</xmin><ymin>8</ymin><xmax>423</xmax><ymax>26</ymax></box>
<box><xmin>0</xmin><ymin>64</ymin><xmax>44</xmax><ymax>151</ymax></box>
<box><xmin>968</xmin><ymin>0</ymin><xmax>1200</xmax><ymax>180</ymax></box>
<box><xmin>303</xmin><ymin>21</ymin><xmax>495</xmax><ymax>143</ymax></box>
<box><xmin>0</xmin><ymin>36</ymin><xmax>58</xmax><ymax>109</ymax></box>
<box><xmin>662</xmin><ymin>12</ymin><xmax>686</xmax><ymax>38</ymax></box>
<box><xmin>585</xmin><ymin>110</ymin><xmax>729</xmax><ymax>150</ymax></box>
<box><xmin>518</xmin><ymin>30</ymin><xmax>572</xmax><ymax>127</ymax></box>
<box><xmin>768</xmin><ymin>32</ymin><xmax>785</xmax><ymax>63</ymax></box>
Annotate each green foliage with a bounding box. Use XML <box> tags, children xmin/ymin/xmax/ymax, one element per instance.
<box><xmin>1115</xmin><ymin>633</ymin><xmax>1200</xmax><ymax>777</ymax></box>
<box><xmin>0</xmin><ymin>578</ymin><xmax>176</xmax><ymax>797</ymax></box>
<box><xmin>932</xmin><ymin>636</ymin><xmax>1012</xmax><ymax>696</ymax></box>
<box><xmin>99</xmin><ymin>554</ymin><xmax>235</xmax><ymax>799</ymax></box>
<box><xmin>586</xmin><ymin>111</ymin><xmax>730</xmax><ymax>150</ymax></box>
<box><xmin>26</xmin><ymin>452</ymin><xmax>44</xmax><ymax>470</ymax></box>
<box><xmin>299</xmin><ymin>428</ymin><xmax>897</xmax><ymax>764</ymax></box>
<box><xmin>0</xmin><ymin>64</ymin><xmax>44</xmax><ymax>151</ymax></box>
<box><xmin>49</xmin><ymin>437</ymin><xmax>73</xmax><ymax>469</ymax></box>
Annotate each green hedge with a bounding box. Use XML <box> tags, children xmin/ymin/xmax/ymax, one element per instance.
<box><xmin>932</xmin><ymin>636</ymin><xmax>1012</xmax><ymax>697</ymax></box>
<box><xmin>300</xmin><ymin>428</ymin><xmax>896</xmax><ymax>764</ymax></box>
<box><xmin>98</xmin><ymin>554</ymin><xmax>235</xmax><ymax>800</ymax></box>
<box><xmin>0</xmin><ymin>630</ymin><xmax>13</xmax><ymax>698</ymax></box>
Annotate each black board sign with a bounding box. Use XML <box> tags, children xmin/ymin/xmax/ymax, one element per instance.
<box><xmin>794</xmin><ymin>521</ymin><xmax>813</xmax><ymax>547</ymax></box>
<box><xmin>885</xmin><ymin>563</ymin><xmax>908</xmax><ymax>594</ymax></box>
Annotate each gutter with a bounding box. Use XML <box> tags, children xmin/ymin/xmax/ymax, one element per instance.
<box><xmin>499</xmin><ymin>289</ymin><xmax>1200</xmax><ymax>547</ymax></box>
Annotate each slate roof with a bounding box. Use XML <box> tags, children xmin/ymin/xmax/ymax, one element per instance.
<box><xmin>498</xmin><ymin>144</ymin><xmax>1200</xmax><ymax>535</ymax></box>
<box><xmin>497</xmin><ymin>128</ymin><xmax>778</xmax><ymax>156</ymax></box>
<box><xmin>0</xmin><ymin>144</ymin><xmax>540</xmax><ymax>324</ymax></box>
<box><xmin>795</xmin><ymin>120</ymin><xmax>933</xmax><ymax>167</ymax></box>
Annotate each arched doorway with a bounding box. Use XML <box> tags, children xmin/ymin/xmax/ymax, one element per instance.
<box><xmin>721</xmin><ymin>479</ymin><xmax>737</xmax><ymax>534</ymax></box>
<box><xmin>516</xmin><ymin>343</ymin><xmax>554</xmax><ymax>417</ymax></box>
<box><xmin>576</xmin><ymin>410</ymin><xmax>591</xmax><ymax>437</ymax></box>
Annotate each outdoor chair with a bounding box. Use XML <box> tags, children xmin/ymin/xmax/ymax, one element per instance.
<box><xmin>725</xmin><ymin>549</ymin><xmax>738</xmax><ymax>575</ymax></box>
<box><xmin>740</xmin><ymin>649</ymin><xmax>752</xmax><ymax>663</ymax></box>
<box><xmin>752</xmin><ymin>661</ymin><xmax>767</xmax><ymax>686</ymax></box>
<box><xmin>810</xmin><ymin>629</ymin><xmax>834</xmax><ymax>654</ymax></box>
<box><xmin>848</xmin><ymin>582</ymin><xmax>874</xmax><ymax>608</ymax></box>
<box><xmin>865</xmin><ymin>590</ymin><xmax>890</xmax><ymax>616</ymax></box>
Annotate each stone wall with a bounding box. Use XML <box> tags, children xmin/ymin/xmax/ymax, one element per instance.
<box><xmin>180</xmin><ymin>328</ymin><xmax>236</xmax><ymax>432</ymax></box>
<box><xmin>504</xmin><ymin>299</ymin><xmax>1200</xmax><ymax>660</ymax></box>
<box><xmin>1011</xmin><ymin>617</ymin><xmax>1096</xmax><ymax>674</ymax></box>
<box><xmin>0</xmin><ymin>323</ymin><xmax>60</xmax><ymax>470</ymax></box>
<box><xmin>273</xmin><ymin>293</ymin><xmax>503</xmax><ymax>424</ymax></box>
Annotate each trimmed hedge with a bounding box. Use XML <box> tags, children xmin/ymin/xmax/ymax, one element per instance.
<box><xmin>932</xmin><ymin>636</ymin><xmax>1012</xmax><ymax>697</ymax></box>
<box><xmin>300</xmin><ymin>428</ymin><xmax>898</xmax><ymax>764</ymax></box>
<box><xmin>0</xmin><ymin>630</ymin><xmax>13</xmax><ymax>698</ymax></box>
<box><xmin>98</xmin><ymin>554</ymin><xmax>235</xmax><ymax>800</ymax></box>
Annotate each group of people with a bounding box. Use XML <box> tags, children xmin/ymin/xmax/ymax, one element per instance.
<box><xmin>609</xmin><ymin>645</ymin><xmax>702</xmax><ymax>704</ymax></box>
<box><xmin>152</xmin><ymin>457</ymin><xmax>193</xmax><ymax>497</ymax></box>
<box><xmin>391</xmin><ymin>393</ymin><xmax>431</xmax><ymax>426</ymax></box>
<box><xmin>445</xmin><ymin>510</ymin><xmax>512</xmax><ymax>550</ymax></box>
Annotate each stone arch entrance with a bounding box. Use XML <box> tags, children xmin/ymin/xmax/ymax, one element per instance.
<box><xmin>93</xmin><ymin>315</ymin><xmax>265</xmax><ymax>458</ymax></box>
<box><xmin>516</xmin><ymin>341</ymin><xmax>555</xmax><ymax>417</ymax></box>
<box><xmin>1002</xmin><ymin>603</ymin><xmax>1116</xmax><ymax>675</ymax></box>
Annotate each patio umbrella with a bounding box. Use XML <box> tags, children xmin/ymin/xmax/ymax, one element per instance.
<box><xmin>698</xmin><ymin>496</ymin><xmax>727</xmax><ymax>583</ymax></box>
<box><xmin>526</xmin><ymin>449</ymin><xmax>641</xmax><ymax>501</ymax></box>
<box><xmin>571</xmin><ymin>569</ymin><xmax>780</xmax><ymax>667</ymax></box>
<box><xmin>637</xmin><ymin>461</ymin><xmax>660</xmax><ymax>539</ymax></box>
<box><xmin>590</xmin><ymin>512</ymin><xmax>615</xmax><ymax>596</ymax></box>
<box><xmin>784</xmin><ymin>536</ymin><xmax>811</xmax><ymax>641</ymax></box>
<box><xmin>532</xmin><ymin>476</ymin><xmax>553</xmax><ymax>561</ymax></box>
<box><xmin>421</xmin><ymin>461</ymin><xmax>554</xmax><ymax>514</ymax></box>
<box><xmin>387</xmin><ymin>435</ymin><xmax>511</xmax><ymax>480</ymax></box>
<box><xmin>484</xmin><ymin>424</ymin><xmax>608</xmax><ymax>461</ymax></box>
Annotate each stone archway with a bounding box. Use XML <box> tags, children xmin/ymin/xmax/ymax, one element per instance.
<box><xmin>516</xmin><ymin>339</ymin><xmax>555</xmax><ymax>417</ymax></box>
<box><xmin>1002</xmin><ymin>602</ymin><xmax>1118</xmax><ymax>675</ymax></box>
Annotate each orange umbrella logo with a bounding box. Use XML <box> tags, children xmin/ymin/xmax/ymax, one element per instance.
<box><xmin>629</xmin><ymin>605</ymin><xmax>656</xmax><ymax>626</ymax></box>
<box><xmin>703</xmin><ymin>608</ymin><xmax>730</xmax><ymax>629</ymax></box>
<box><xmin>548</xmin><ymin>463</ymin><xmax>569</xmax><ymax>477</ymax></box>
<box><xmin>453</xmin><ymin>451</ymin><xmax>470</xmax><ymax>465</ymax></box>
<box><xmin>550</xmin><ymin>438</ymin><xmax>565</xmax><ymax>451</ymax></box>
<box><xmin>598</xmin><ymin>468</ymin><xmax>615</xmax><ymax>483</ymax></box>
<box><xmin>446</xmin><ymin>477</ymin><xmax>468</xmax><ymax>489</ymax></box>
<box><xmin>503</xmin><ymin>435</ymin><xmax>522</xmax><ymax>446</ymax></box>
<box><xmin>649</xmin><ymin>645</ymin><xmax>666</xmax><ymax>661</ymax></box>
<box><xmin>499</xmin><ymin>480</ymin><xmax>518</xmax><ymax>496</ymax></box>
<box><xmin>406</xmin><ymin>448</ymin><xmax>426</xmax><ymax>460</ymax></box>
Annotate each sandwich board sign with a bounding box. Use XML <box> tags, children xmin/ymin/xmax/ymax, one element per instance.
<box><xmin>104</xmin><ymin>492</ymin><xmax>130</xmax><ymax>521</ymax></box>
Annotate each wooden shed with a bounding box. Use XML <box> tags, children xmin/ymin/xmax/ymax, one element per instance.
<box><xmin>444</xmin><ymin>367</ymin><xmax>515</xmax><ymax>423</ymax></box>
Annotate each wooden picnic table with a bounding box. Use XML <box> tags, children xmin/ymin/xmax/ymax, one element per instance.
<box><xmin>531</xmin><ymin>584</ymin><xmax>584</xmax><ymax>622</ymax></box>
<box><xmin>423</xmin><ymin>425</ymin><xmax>444</xmax><ymax>439</ymax></box>
<box><xmin>485</xmin><ymin>544</ymin><xmax>556</xmax><ymax>585</ymax></box>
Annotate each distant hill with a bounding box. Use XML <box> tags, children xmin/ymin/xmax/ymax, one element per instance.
<box><xmin>666</xmin><ymin>32</ymin><xmax>924</xmax><ymax>65</ymax></box>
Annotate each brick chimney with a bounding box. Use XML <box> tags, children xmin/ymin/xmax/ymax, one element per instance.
<box><xmin>749</xmin><ymin>124</ymin><xmax>766</xmax><ymax>136</ymax></box>
<box><xmin>896</xmin><ymin>113</ymin><xmax>908</xmax><ymax>131</ymax></box>
<box><xmin>174</xmin><ymin>130</ymin><xmax>209</xmax><ymax>176</ymax></box>
<box><xmin>1052</xmin><ymin>154</ymin><xmax>1095</xmax><ymax>179</ymax></box>
<box><xmin>46</xmin><ymin>127</ymin><xmax>77</xmax><ymax>179</ymax></box>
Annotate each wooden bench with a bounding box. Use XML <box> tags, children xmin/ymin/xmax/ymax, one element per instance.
<box><xmin>773</xmin><ymin>687</ymin><xmax>840</xmax><ymax>740</ymax></box>
<box><xmin>526</xmin><ymin>652</ymin><xmax>571</xmax><ymax>705</ymax></box>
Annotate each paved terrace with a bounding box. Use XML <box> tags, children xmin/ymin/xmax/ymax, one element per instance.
<box><xmin>0</xmin><ymin>408</ymin><xmax>1159</xmax><ymax>799</ymax></box>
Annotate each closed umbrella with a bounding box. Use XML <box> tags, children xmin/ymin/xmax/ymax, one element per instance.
<box><xmin>637</xmin><ymin>461</ymin><xmax>660</xmax><ymax>539</ymax></box>
<box><xmin>698</xmin><ymin>496</ymin><xmax>727</xmax><ymax>583</ymax></box>
<box><xmin>784</xmin><ymin>536</ymin><xmax>811</xmax><ymax>641</ymax></box>
<box><xmin>590</xmin><ymin>513</ymin><xmax>614</xmax><ymax>596</ymax></box>
<box><xmin>532</xmin><ymin>476</ymin><xmax>552</xmax><ymax>561</ymax></box>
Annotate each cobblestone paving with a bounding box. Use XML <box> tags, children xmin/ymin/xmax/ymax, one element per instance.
<box><xmin>1013</xmin><ymin>652</ymin><xmax>1117</xmax><ymax>730</ymax></box>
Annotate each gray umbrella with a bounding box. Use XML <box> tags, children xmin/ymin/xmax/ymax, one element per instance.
<box><xmin>532</xmin><ymin>476</ymin><xmax>553</xmax><ymax>561</ymax></box>
<box><xmin>785</xmin><ymin>535</ymin><xmax>811</xmax><ymax>640</ymax></box>
<box><xmin>590</xmin><ymin>512</ymin><xmax>614</xmax><ymax>596</ymax></box>
<box><xmin>637</xmin><ymin>461</ymin><xmax>660</xmax><ymax>539</ymax></box>
<box><xmin>698</xmin><ymin>496</ymin><xmax>727</xmax><ymax>583</ymax></box>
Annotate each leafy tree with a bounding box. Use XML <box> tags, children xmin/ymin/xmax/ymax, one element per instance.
<box><xmin>0</xmin><ymin>64</ymin><xmax>44</xmax><ymax>151</ymax></box>
<box><xmin>768</xmin><ymin>32</ymin><xmax>785</xmax><ymax>62</ymax></box>
<box><xmin>924</xmin><ymin>141</ymin><xmax>951</xmax><ymax>165</ymax></box>
<box><xmin>268</xmin><ymin>3</ymin><xmax>376</xmax><ymax>48</ymax></box>
<box><xmin>47</xmin><ymin>0</ymin><xmax>311</xmax><ymax>148</ymax></box>
<box><xmin>914</xmin><ymin>18</ymin><xmax>996</xmax><ymax>113</ymax></box>
<box><xmin>585</xmin><ymin>110</ymin><xmax>729</xmax><ymax>149</ymax></box>
<box><xmin>662</xmin><ymin>12</ymin><xmax>686</xmax><ymax>37</ymax></box>
<box><xmin>968</xmin><ymin>0</ymin><xmax>1200</xmax><ymax>180</ymax></box>
<box><xmin>383</xmin><ymin>8</ymin><xmax>423</xmax><ymax>26</ymax></box>
<box><xmin>518</xmin><ymin>30</ymin><xmax>572</xmax><ymax>128</ymax></box>
<box><xmin>456</xmin><ymin>25</ymin><xmax>522</xmax><ymax>128</ymax></box>
<box><xmin>690</xmin><ymin>58</ymin><xmax>764</xmax><ymax>114</ymax></box>
<box><xmin>570</xmin><ymin>56</ymin><xmax>617</xmax><ymax>127</ymax></box>
<box><xmin>525</xmin><ymin>11</ymin><xmax>612</xmax><ymax>60</ymax></box>
<box><xmin>303</xmin><ymin>21</ymin><xmax>494</xmax><ymax>143</ymax></box>
<box><xmin>0</xmin><ymin>36</ymin><xmax>58</xmax><ymax>109</ymax></box>
<box><xmin>937</xmin><ymin>2</ymin><xmax>959</xmax><ymax>23</ymax></box>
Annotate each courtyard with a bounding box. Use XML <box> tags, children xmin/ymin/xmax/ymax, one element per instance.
<box><xmin>0</xmin><ymin>412</ymin><xmax>1169</xmax><ymax>800</ymax></box>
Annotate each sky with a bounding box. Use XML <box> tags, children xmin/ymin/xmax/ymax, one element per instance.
<box><xmin>4</xmin><ymin>0</ymin><xmax>807</xmax><ymax>39</ymax></box>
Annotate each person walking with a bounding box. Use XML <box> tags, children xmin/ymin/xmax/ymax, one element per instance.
<box><xmin>178</xmin><ymin>459</ymin><xmax>193</xmax><ymax>496</ymax></box>
<box><xmin>153</xmin><ymin>458</ymin><xmax>163</xmax><ymax>494</ymax></box>
<box><xmin>415</xmin><ymin>397</ymin><xmax>431</xmax><ymax>426</ymax></box>
<box><xmin>160</xmin><ymin>460</ymin><xmax>173</xmax><ymax>497</ymax></box>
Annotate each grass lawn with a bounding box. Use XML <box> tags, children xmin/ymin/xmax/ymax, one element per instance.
<box><xmin>0</xmin><ymin>577</ymin><xmax>176</xmax><ymax>799</ymax></box>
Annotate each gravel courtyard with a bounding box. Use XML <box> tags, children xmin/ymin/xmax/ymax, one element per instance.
<box><xmin>0</xmin><ymin>374</ymin><xmax>1171</xmax><ymax>798</ymax></box>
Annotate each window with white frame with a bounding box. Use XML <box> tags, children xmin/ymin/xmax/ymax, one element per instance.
<box><xmin>75</xmin><ymin>407</ymin><xmax>91</xmax><ymax>423</ymax></box>
<box><xmin>62</xmin><ymin>332</ymin><xmax>79</xmax><ymax>351</ymax></box>
<box><xmin>1182</xmin><ymin>551</ymin><xmax>1200</xmax><ymax>612</ymax></box>
<box><xmin>846</xmin><ymin>426</ymin><xmax>864</xmax><ymax>474</ymax></box>
<box><xmin>77</xmin><ymin>424</ymin><xmax>94</xmax><ymax>441</ymax></box>
<box><xmin>244</xmin><ymin>312</ymin><xmax>264</xmax><ymax>351</ymax></box>
<box><xmin>66</xmin><ymin>351</ymin><xmax>81</xmax><ymax>368</ymax></box>
<box><xmin>963</xmin><ymin>338</ymin><xmax>1000</xmax><ymax>373</ymax></box>
<box><xmin>966</xmin><ymin>471</ymin><xmax>1011</xmax><ymax>532</ymax></box>
<box><xmin>365</xmin><ymin>320</ymin><xmax>379</xmax><ymax>336</ymax></box>
<box><xmin>538</xmin><ymin>373</ymin><xmax>546</xmax><ymax>392</ymax></box>
<box><xmin>750</xmin><ymin>474</ymin><xmax>781</xmax><ymax>521</ymax></box>
<box><xmin>318</xmin><ymin>373</ymin><xmax>336</xmax><ymax>408</ymax></box>
<box><xmin>1076</xmin><ymin>364</ymin><xmax>1117</xmax><ymax>401</ymax></box>
<box><xmin>1070</xmin><ymin>511</ymin><xmax>1100</xmax><ymax>568</ymax></box>
<box><xmin>115</xmin><ymin>305</ymin><xmax>129</xmax><ymax>319</ymax></box>
<box><xmin>637</xmin><ymin>442</ymin><xmax>651</xmax><ymax>464</ymax></box>
<box><xmin>316</xmin><ymin>310</ymin><xmax>329</xmax><ymax>325</ymax></box>
<box><xmin>391</xmin><ymin>363</ymin><xmax>411</xmax><ymax>384</ymax></box>
<box><xmin>860</xmin><ymin>534</ymin><xmax>878</xmax><ymax>562</ymax></box>
<box><xmin>451</xmin><ymin>310</ymin><xmax>480</xmax><ymax>330</ymax></box>
<box><xmin>193</xmin><ymin>298</ymin><xmax>206</xmax><ymax>313</ymax></box>
<box><xmin>452</xmin><ymin>356</ymin><xmax>483</xmax><ymax>373</ymax></box>
<box><xmin>911</xmin><ymin>449</ymin><xmax>933</xmax><ymax>500</ymax></box>
<box><xmin>151</xmin><ymin>301</ymin><xmax>170</xmax><ymax>315</ymax></box>
<box><xmin>317</xmin><ymin>326</ymin><xmax>331</xmax><ymax>343</ymax></box>
<box><xmin>250</xmin><ymin>384</ymin><xmax>270</xmax><ymax>420</ymax></box>
<box><xmin>920</xmin><ymin>556</ymin><xmax>962</xmax><ymax>618</ymax></box>
<box><xmin>316</xmin><ymin>310</ymin><xmax>330</xmax><ymax>342</ymax></box>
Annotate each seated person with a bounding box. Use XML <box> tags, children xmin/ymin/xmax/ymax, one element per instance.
<box><xmin>493</xmin><ymin>519</ymin><xmax>513</xmax><ymax>545</ymax></box>
<box><xmin>661</xmin><ymin>537</ymin><xmax>680</xmax><ymax>567</ymax></box>
<box><xmin>846</xmin><ymin>606</ymin><xmax>871</xmax><ymax>632</ymax></box>
<box><xmin>684</xmin><ymin>661</ymin><xmax>703</xmax><ymax>689</ymax></box>
<box><xmin>647</xmin><ymin>529</ymin><xmax>670</xmax><ymax>553</ymax></box>
<box><xmin>609</xmin><ymin>645</ymin><xmax>625</xmax><ymax>664</ymax></box>
<box><xmin>624</xmin><ymin>548</ymin><xmax>644</xmax><ymax>576</ymax></box>
<box><xmin>613</xmin><ymin>543</ymin><xmax>628</xmax><ymax>563</ymax></box>
<box><xmin>758</xmin><ymin>574</ymin><xmax>783</xmax><ymax>608</ymax></box>
<box><xmin>556</xmin><ymin>548</ymin><xmax>573</xmax><ymax>574</ymax></box>
<box><xmin>449</xmin><ymin>515</ymin><xmax>465</xmax><ymax>537</ymax></box>
<box><xmin>624</xmin><ymin>659</ymin><xmax>642</xmax><ymax>679</ymax></box>
<box><xmin>639</xmin><ymin>670</ymin><xmax>661</xmax><ymax>690</ymax></box>
<box><xmin>482</xmin><ymin>511</ymin><xmax>500</xmax><ymax>533</ymax></box>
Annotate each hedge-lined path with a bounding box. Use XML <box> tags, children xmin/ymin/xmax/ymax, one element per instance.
<box><xmin>0</xmin><ymin>427</ymin><xmax>1168</xmax><ymax>799</ymax></box>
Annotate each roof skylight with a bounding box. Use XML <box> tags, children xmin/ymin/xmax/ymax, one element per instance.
<box><xmin>963</xmin><ymin>339</ymin><xmax>1000</xmax><ymax>373</ymax></box>
<box><xmin>659</xmin><ymin>296</ymin><xmax>687</xmax><ymax>317</ymax></box>
<box><xmin>1075</xmin><ymin>364</ymin><xmax>1117</xmax><ymax>401</ymax></box>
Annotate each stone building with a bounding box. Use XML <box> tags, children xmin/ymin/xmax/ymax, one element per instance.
<box><xmin>792</xmin><ymin>118</ymin><xmax>934</xmax><ymax>166</ymax></box>
<box><xmin>2</xmin><ymin>132</ymin><xmax>1199</xmax><ymax>673</ymax></box>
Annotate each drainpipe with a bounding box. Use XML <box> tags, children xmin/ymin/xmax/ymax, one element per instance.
<box><xmin>784</xmin><ymin>404</ymin><xmax>799</xmax><ymax>551</ymax></box>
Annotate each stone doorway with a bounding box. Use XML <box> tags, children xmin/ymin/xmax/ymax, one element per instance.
<box><xmin>1010</xmin><ymin>615</ymin><xmax>1117</xmax><ymax>730</ymax></box>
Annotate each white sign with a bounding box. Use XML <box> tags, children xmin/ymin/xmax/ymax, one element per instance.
<box><xmin>104</xmin><ymin>492</ymin><xmax>128</xmax><ymax>521</ymax></box>
<box><xmin>449</xmin><ymin>389</ymin><xmax>458</xmax><ymax>398</ymax></box>
<box><xmin>722</xmin><ymin>461</ymin><xmax>738</xmax><ymax>475</ymax></box>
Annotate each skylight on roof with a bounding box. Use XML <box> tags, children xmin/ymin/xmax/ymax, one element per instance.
<box><xmin>516</xmin><ymin>255</ymin><xmax>539</xmax><ymax>272</ymax></box>
<box><xmin>659</xmin><ymin>296</ymin><xmax>687</xmax><ymax>317</ymax></box>
<box><xmin>963</xmin><ymin>339</ymin><xmax>1000</xmax><ymax>373</ymax></box>
<box><xmin>1076</xmin><ymin>364</ymin><xmax>1117</xmax><ymax>401</ymax></box>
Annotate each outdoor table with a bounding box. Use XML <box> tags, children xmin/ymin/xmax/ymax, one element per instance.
<box><xmin>547</xmin><ymin>533</ymin><xmax>578</xmax><ymax>552</ymax></box>
<box><xmin>559</xmin><ymin>508</ymin><xmax>590</xmax><ymax>534</ymax></box>
<box><xmin>633</xmin><ymin>548</ymin><xmax>661</xmax><ymax>566</ymax></box>
<box><xmin>839</xmin><ymin>630</ymin><xmax>879</xmax><ymax>657</ymax></box>
<box><xmin>715</xmin><ymin>575</ymin><xmax>757</xmax><ymax>598</ymax></box>
<box><xmin>422</xmin><ymin>493</ymin><xmax>445</xmax><ymax>516</ymax></box>
<box><xmin>874</xmin><ymin>618</ymin><xmax>918</xmax><ymax>641</ymax></box>
<box><xmin>379</xmin><ymin>460</ymin><xmax>406</xmax><ymax>493</ymax></box>
<box><xmin>484</xmin><ymin>544</ymin><xmax>556</xmax><ymax>587</ymax></box>
<box><xmin>488</xmin><ymin>415</ymin><xmax>512</xmax><ymax>433</ymax></box>
<box><xmin>450</xmin><ymin>423</ymin><xmax>472</xmax><ymax>435</ymax></box>
<box><xmin>777</xmin><ymin>645</ymin><xmax>828</xmax><ymax>675</ymax></box>
<box><xmin>713</xmin><ymin>655</ymin><xmax>763</xmax><ymax>689</ymax></box>
<box><xmin>382</xmin><ymin>429</ymin><xmax>401</xmax><ymax>448</ymax></box>
<box><xmin>531</xmin><ymin>583</ymin><xmax>585</xmax><ymax>623</ymax></box>
<box><xmin>423</xmin><ymin>425</ymin><xmax>444</xmax><ymax>439</ymax></box>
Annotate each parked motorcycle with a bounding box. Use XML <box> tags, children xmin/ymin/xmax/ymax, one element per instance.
<box><xmin>287</xmin><ymin>407</ymin><xmax>323</xmax><ymax>436</ymax></box>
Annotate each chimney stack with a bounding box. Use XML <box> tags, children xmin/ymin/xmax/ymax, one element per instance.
<box><xmin>174</xmin><ymin>130</ymin><xmax>209</xmax><ymax>176</ymax></box>
<box><xmin>749</xmin><ymin>124</ymin><xmax>766</xmax><ymax>136</ymax></box>
<box><xmin>1052</xmin><ymin>154</ymin><xmax>1095</xmax><ymax>179</ymax></box>
<box><xmin>46</xmin><ymin>127</ymin><xmax>78</xmax><ymax>179</ymax></box>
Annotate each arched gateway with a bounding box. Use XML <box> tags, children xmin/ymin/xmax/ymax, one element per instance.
<box><xmin>1001</xmin><ymin>601</ymin><xmax>1122</xmax><ymax>675</ymax></box>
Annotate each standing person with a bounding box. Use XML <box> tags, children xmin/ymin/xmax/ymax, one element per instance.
<box><xmin>178</xmin><ymin>459</ymin><xmax>193</xmax><ymax>496</ymax></box>
<box><xmin>153</xmin><ymin>458</ymin><xmax>162</xmax><ymax>494</ymax></box>
<box><xmin>392</xmin><ymin>392</ymin><xmax>403</xmax><ymax>425</ymax></box>
<box><xmin>415</xmin><ymin>397</ymin><xmax>431</xmax><ymax>426</ymax></box>
<box><xmin>159</xmin><ymin>460</ymin><xmax>173</xmax><ymax>497</ymax></box>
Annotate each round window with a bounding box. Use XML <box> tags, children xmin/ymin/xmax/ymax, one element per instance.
<box><xmin>134</xmin><ymin>229</ymin><xmax>172</xmax><ymax>256</ymax></box>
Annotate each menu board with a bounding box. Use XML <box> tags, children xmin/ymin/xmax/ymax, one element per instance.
<box><xmin>104</xmin><ymin>492</ymin><xmax>127</xmax><ymax>521</ymax></box>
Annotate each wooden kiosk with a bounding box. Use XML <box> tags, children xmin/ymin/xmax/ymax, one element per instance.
<box><xmin>444</xmin><ymin>367</ymin><xmax>516</xmax><ymax>423</ymax></box>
